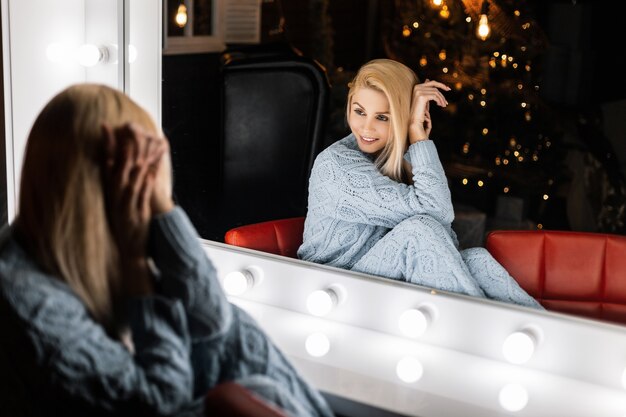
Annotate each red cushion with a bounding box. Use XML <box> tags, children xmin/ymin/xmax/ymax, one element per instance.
<box><xmin>224</xmin><ymin>217</ymin><xmax>305</xmax><ymax>258</ymax></box>
<box><xmin>486</xmin><ymin>230</ymin><xmax>626</xmax><ymax>325</ymax></box>
<box><xmin>205</xmin><ymin>382</ymin><xmax>291</xmax><ymax>417</ymax></box>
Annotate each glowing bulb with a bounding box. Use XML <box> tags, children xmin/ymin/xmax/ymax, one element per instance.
<box><xmin>398</xmin><ymin>307</ymin><xmax>432</xmax><ymax>338</ymax></box>
<box><xmin>502</xmin><ymin>330</ymin><xmax>537</xmax><ymax>364</ymax></box>
<box><xmin>175</xmin><ymin>3</ymin><xmax>188</xmax><ymax>28</ymax></box>
<box><xmin>499</xmin><ymin>384</ymin><xmax>529</xmax><ymax>412</ymax></box>
<box><xmin>396</xmin><ymin>357</ymin><xmax>423</xmax><ymax>383</ymax></box>
<box><xmin>477</xmin><ymin>14</ymin><xmax>490</xmax><ymax>40</ymax></box>
<box><xmin>222</xmin><ymin>266</ymin><xmax>262</xmax><ymax>296</ymax></box>
<box><xmin>305</xmin><ymin>332</ymin><xmax>330</xmax><ymax>357</ymax></box>
<box><xmin>306</xmin><ymin>284</ymin><xmax>346</xmax><ymax>316</ymax></box>
<box><xmin>432</xmin><ymin>0</ymin><xmax>443</xmax><ymax>6</ymax></box>
<box><xmin>77</xmin><ymin>44</ymin><xmax>106</xmax><ymax>67</ymax></box>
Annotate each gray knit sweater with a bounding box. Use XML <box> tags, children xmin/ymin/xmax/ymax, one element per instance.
<box><xmin>0</xmin><ymin>208</ymin><xmax>333</xmax><ymax>417</ymax></box>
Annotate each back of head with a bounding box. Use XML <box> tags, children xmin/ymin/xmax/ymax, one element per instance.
<box><xmin>17</xmin><ymin>83</ymin><xmax>157</xmax><ymax>327</ymax></box>
<box><xmin>347</xmin><ymin>59</ymin><xmax>419</xmax><ymax>182</ymax></box>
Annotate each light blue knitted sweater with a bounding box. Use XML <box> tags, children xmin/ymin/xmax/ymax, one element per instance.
<box><xmin>299</xmin><ymin>134</ymin><xmax>542</xmax><ymax>308</ymax></box>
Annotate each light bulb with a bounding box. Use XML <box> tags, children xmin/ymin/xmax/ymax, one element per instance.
<box><xmin>306</xmin><ymin>285</ymin><xmax>346</xmax><ymax>317</ymax></box>
<box><xmin>398</xmin><ymin>307</ymin><xmax>432</xmax><ymax>338</ymax></box>
<box><xmin>305</xmin><ymin>332</ymin><xmax>330</xmax><ymax>357</ymax></box>
<box><xmin>175</xmin><ymin>3</ymin><xmax>188</xmax><ymax>28</ymax></box>
<box><xmin>223</xmin><ymin>266</ymin><xmax>262</xmax><ymax>296</ymax></box>
<box><xmin>477</xmin><ymin>14</ymin><xmax>490</xmax><ymax>40</ymax></box>
<box><xmin>396</xmin><ymin>356</ymin><xmax>423</xmax><ymax>383</ymax></box>
<box><xmin>499</xmin><ymin>384</ymin><xmax>529</xmax><ymax>412</ymax></box>
<box><xmin>502</xmin><ymin>330</ymin><xmax>537</xmax><ymax>365</ymax></box>
<box><xmin>77</xmin><ymin>44</ymin><xmax>107</xmax><ymax>67</ymax></box>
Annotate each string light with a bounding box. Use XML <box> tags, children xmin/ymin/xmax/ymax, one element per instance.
<box><xmin>402</xmin><ymin>25</ymin><xmax>411</xmax><ymax>37</ymax></box>
<box><xmin>438</xmin><ymin>49</ymin><xmax>447</xmax><ymax>60</ymax></box>
<box><xmin>477</xmin><ymin>1</ymin><xmax>491</xmax><ymax>40</ymax></box>
<box><xmin>439</xmin><ymin>5</ymin><xmax>450</xmax><ymax>19</ymax></box>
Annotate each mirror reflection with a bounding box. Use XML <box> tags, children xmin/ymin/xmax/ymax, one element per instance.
<box><xmin>161</xmin><ymin>0</ymin><xmax>626</xmax><ymax>324</ymax></box>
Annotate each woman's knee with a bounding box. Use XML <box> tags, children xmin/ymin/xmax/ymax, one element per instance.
<box><xmin>394</xmin><ymin>214</ymin><xmax>452</xmax><ymax>242</ymax></box>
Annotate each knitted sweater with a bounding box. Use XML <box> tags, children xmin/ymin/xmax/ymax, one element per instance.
<box><xmin>0</xmin><ymin>208</ymin><xmax>333</xmax><ymax>417</ymax></box>
<box><xmin>298</xmin><ymin>134</ymin><xmax>542</xmax><ymax>309</ymax></box>
<box><xmin>299</xmin><ymin>134</ymin><xmax>457</xmax><ymax>269</ymax></box>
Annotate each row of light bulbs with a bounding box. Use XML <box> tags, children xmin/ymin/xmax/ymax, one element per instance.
<box><xmin>224</xmin><ymin>268</ymin><xmax>540</xmax><ymax>364</ymax></box>
<box><xmin>223</xmin><ymin>266</ymin><xmax>626</xmax><ymax>412</ymax></box>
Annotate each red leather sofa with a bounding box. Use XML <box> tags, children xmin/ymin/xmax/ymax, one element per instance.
<box><xmin>224</xmin><ymin>218</ymin><xmax>626</xmax><ymax>326</ymax></box>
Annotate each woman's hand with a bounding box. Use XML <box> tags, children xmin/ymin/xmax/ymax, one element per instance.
<box><xmin>102</xmin><ymin>123</ymin><xmax>166</xmax><ymax>296</ymax></box>
<box><xmin>408</xmin><ymin>80</ymin><xmax>450</xmax><ymax>144</ymax></box>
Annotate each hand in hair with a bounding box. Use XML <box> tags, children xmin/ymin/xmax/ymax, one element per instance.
<box><xmin>102</xmin><ymin>123</ymin><xmax>166</xmax><ymax>296</ymax></box>
<box><xmin>408</xmin><ymin>79</ymin><xmax>450</xmax><ymax>144</ymax></box>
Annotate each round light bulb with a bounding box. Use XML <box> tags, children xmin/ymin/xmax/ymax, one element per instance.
<box><xmin>502</xmin><ymin>330</ymin><xmax>536</xmax><ymax>365</ymax></box>
<box><xmin>175</xmin><ymin>4</ymin><xmax>188</xmax><ymax>28</ymax></box>
<box><xmin>398</xmin><ymin>308</ymin><xmax>430</xmax><ymax>338</ymax></box>
<box><xmin>396</xmin><ymin>356</ymin><xmax>423</xmax><ymax>383</ymax></box>
<box><xmin>306</xmin><ymin>289</ymin><xmax>336</xmax><ymax>317</ymax></box>
<box><xmin>499</xmin><ymin>383</ymin><xmax>529</xmax><ymax>412</ymax></box>
<box><xmin>77</xmin><ymin>44</ymin><xmax>103</xmax><ymax>67</ymax></box>
<box><xmin>477</xmin><ymin>14</ymin><xmax>490</xmax><ymax>40</ymax></box>
<box><xmin>305</xmin><ymin>332</ymin><xmax>330</xmax><ymax>357</ymax></box>
<box><xmin>223</xmin><ymin>271</ymin><xmax>253</xmax><ymax>296</ymax></box>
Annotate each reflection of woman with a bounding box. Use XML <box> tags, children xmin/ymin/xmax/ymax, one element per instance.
<box><xmin>299</xmin><ymin>59</ymin><xmax>541</xmax><ymax>309</ymax></box>
<box><xmin>0</xmin><ymin>84</ymin><xmax>334</xmax><ymax>416</ymax></box>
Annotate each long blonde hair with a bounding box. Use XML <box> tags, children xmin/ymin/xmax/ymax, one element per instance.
<box><xmin>347</xmin><ymin>59</ymin><xmax>418</xmax><ymax>183</ymax></box>
<box><xmin>16</xmin><ymin>84</ymin><xmax>158</xmax><ymax>329</ymax></box>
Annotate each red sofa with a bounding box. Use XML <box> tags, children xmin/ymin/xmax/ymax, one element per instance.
<box><xmin>225</xmin><ymin>218</ymin><xmax>626</xmax><ymax>326</ymax></box>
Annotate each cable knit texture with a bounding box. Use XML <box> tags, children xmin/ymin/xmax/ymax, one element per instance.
<box><xmin>299</xmin><ymin>134</ymin><xmax>542</xmax><ymax>309</ymax></box>
<box><xmin>0</xmin><ymin>207</ymin><xmax>334</xmax><ymax>417</ymax></box>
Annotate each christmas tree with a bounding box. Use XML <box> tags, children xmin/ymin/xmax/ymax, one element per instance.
<box><xmin>384</xmin><ymin>0</ymin><xmax>568</xmax><ymax>229</ymax></box>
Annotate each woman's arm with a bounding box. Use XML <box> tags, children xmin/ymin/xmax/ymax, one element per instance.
<box><xmin>1</xmin><ymin>274</ymin><xmax>193</xmax><ymax>415</ymax></box>
<box><xmin>148</xmin><ymin>207</ymin><xmax>233</xmax><ymax>342</ymax></box>
<box><xmin>309</xmin><ymin>138</ymin><xmax>454</xmax><ymax>228</ymax></box>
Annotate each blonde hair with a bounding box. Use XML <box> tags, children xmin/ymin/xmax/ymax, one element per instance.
<box><xmin>347</xmin><ymin>59</ymin><xmax>418</xmax><ymax>183</ymax></box>
<box><xmin>16</xmin><ymin>84</ymin><xmax>157</xmax><ymax>330</ymax></box>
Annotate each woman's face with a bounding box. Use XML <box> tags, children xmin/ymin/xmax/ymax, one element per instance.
<box><xmin>348</xmin><ymin>87</ymin><xmax>391</xmax><ymax>155</ymax></box>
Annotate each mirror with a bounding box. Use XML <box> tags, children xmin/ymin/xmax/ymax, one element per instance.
<box><xmin>160</xmin><ymin>0</ymin><xmax>626</xmax><ymax>329</ymax></box>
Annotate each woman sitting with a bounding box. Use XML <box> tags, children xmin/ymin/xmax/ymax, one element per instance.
<box><xmin>298</xmin><ymin>59</ymin><xmax>541</xmax><ymax>309</ymax></box>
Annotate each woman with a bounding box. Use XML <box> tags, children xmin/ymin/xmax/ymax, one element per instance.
<box><xmin>0</xmin><ymin>84</ymin><xmax>334</xmax><ymax>417</ymax></box>
<box><xmin>298</xmin><ymin>59</ymin><xmax>541</xmax><ymax>309</ymax></box>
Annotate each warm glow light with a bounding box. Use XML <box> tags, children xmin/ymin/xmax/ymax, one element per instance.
<box><xmin>439</xmin><ymin>49</ymin><xmax>447</xmax><ymax>60</ymax></box>
<box><xmin>477</xmin><ymin>14</ymin><xmax>490</xmax><ymax>40</ymax></box>
<box><xmin>499</xmin><ymin>384</ymin><xmax>529</xmax><ymax>412</ymax></box>
<box><xmin>305</xmin><ymin>332</ymin><xmax>330</xmax><ymax>357</ymax></box>
<box><xmin>398</xmin><ymin>308</ymin><xmax>431</xmax><ymax>338</ymax></box>
<box><xmin>439</xmin><ymin>5</ymin><xmax>450</xmax><ymax>19</ymax></box>
<box><xmin>477</xmin><ymin>180</ymin><xmax>484</xmax><ymax>187</ymax></box>
<box><xmin>396</xmin><ymin>356</ymin><xmax>424</xmax><ymax>383</ymax></box>
<box><xmin>432</xmin><ymin>0</ymin><xmax>443</xmax><ymax>6</ymax></box>
<box><xmin>175</xmin><ymin>3</ymin><xmax>188</xmax><ymax>28</ymax></box>
<box><xmin>462</xmin><ymin>178</ymin><xmax>468</xmax><ymax>185</ymax></box>
<box><xmin>504</xmin><ymin>186</ymin><xmax>510</xmax><ymax>193</ymax></box>
<box><xmin>419</xmin><ymin>56</ymin><xmax>428</xmax><ymax>67</ymax></box>
<box><xmin>543</xmin><ymin>194</ymin><xmax>549</xmax><ymax>200</ymax></box>
<box><xmin>502</xmin><ymin>330</ymin><xmax>536</xmax><ymax>364</ymax></box>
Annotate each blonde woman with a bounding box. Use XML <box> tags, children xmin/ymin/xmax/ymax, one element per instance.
<box><xmin>299</xmin><ymin>59</ymin><xmax>541</xmax><ymax>308</ymax></box>
<box><xmin>0</xmin><ymin>84</ymin><xmax>333</xmax><ymax>417</ymax></box>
